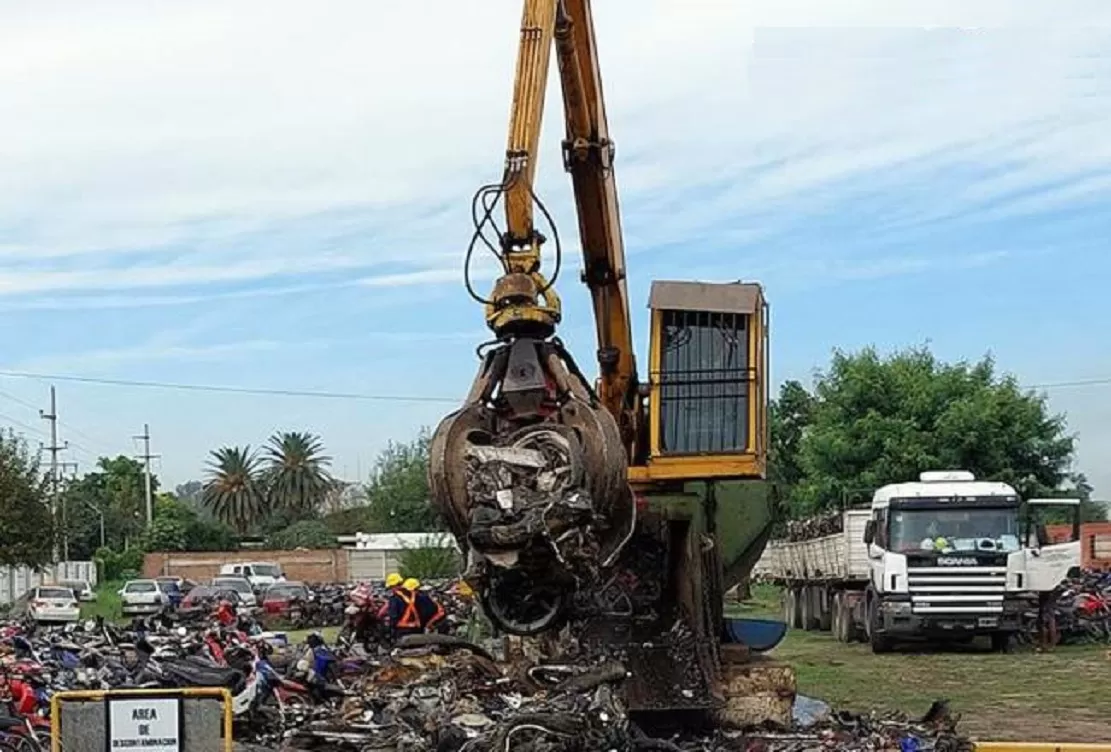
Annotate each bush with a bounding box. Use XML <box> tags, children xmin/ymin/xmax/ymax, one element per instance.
<box><xmin>95</xmin><ymin>545</ymin><xmax>146</xmax><ymax>581</ymax></box>
<box><xmin>397</xmin><ymin>534</ymin><xmax>461</xmax><ymax>580</ymax></box>
<box><xmin>267</xmin><ymin>520</ymin><xmax>335</xmax><ymax>550</ymax></box>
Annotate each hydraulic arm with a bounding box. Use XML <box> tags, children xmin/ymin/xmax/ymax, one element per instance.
<box><xmin>429</xmin><ymin>0</ymin><xmax>637</xmax><ymax>635</ymax></box>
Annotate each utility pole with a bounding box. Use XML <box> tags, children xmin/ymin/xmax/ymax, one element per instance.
<box><xmin>40</xmin><ymin>386</ymin><xmax>68</xmax><ymax>563</ymax></box>
<box><xmin>134</xmin><ymin>423</ymin><xmax>159</xmax><ymax>526</ymax></box>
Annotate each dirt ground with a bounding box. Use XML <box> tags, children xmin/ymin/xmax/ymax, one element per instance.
<box><xmin>737</xmin><ymin>585</ymin><xmax>1111</xmax><ymax>743</ymax></box>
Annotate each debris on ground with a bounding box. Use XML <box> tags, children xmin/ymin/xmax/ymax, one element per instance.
<box><xmin>0</xmin><ymin>579</ymin><xmax>979</xmax><ymax>751</ymax></box>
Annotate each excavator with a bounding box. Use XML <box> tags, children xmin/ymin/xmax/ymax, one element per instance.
<box><xmin>429</xmin><ymin>0</ymin><xmax>794</xmax><ymax>724</ymax></box>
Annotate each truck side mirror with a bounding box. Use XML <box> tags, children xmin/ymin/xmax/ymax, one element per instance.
<box><xmin>1036</xmin><ymin>523</ymin><xmax>1049</xmax><ymax>547</ymax></box>
<box><xmin>863</xmin><ymin>520</ymin><xmax>875</xmax><ymax>545</ymax></box>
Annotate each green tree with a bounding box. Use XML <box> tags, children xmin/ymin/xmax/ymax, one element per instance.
<box><xmin>262</xmin><ymin>431</ymin><xmax>336</xmax><ymax>518</ymax></box>
<box><xmin>364</xmin><ymin>429</ymin><xmax>441</xmax><ymax>533</ymax></box>
<box><xmin>203</xmin><ymin>446</ymin><xmax>266</xmax><ymax>535</ymax></box>
<box><xmin>267</xmin><ymin>519</ymin><xmax>335</xmax><ymax>550</ymax></box>
<box><xmin>61</xmin><ymin>456</ymin><xmax>156</xmax><ymax>555</ymax></box>
<box><xmin>0</xmin><ymin>430</ymin><xmax>54</xmax><ymax>567</ymax></box>
<box><xmin>792</xmin><ymin>346</ymin><xmax>1077</xmax><ymax>515</ymax></box>
<box><xmin>768</xmin><ymin>379</ymin><xmax>816</xmax><ymax>514</ymax></box>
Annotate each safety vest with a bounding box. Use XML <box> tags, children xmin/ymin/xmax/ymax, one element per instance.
<box><xmin>396</xmin><ymin>591</ymin><xmax>421</xmax><ymax>629</ymax></box>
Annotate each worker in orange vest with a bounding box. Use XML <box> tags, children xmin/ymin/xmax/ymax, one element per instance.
<box><xmin>385</xmin><ymin>577</ymin><xmax>424</xmax><ymax>640</ymax></box>
<box><xmin>407</xmin><ymin>578</ymin><xmax>446</xmax><ymax>633</ymax></box>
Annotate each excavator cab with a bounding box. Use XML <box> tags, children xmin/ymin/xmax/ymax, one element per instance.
<box><xmin>633</xmin><ymin>280</ymin><xmax>768</xmax><ymax>483</ymax></box>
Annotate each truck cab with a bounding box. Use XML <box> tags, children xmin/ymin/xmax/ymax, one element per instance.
<box><xmin>863</xmin><ymin>470</ymin><xmax>1080</xmax><ymax>652</ymax></box>
<box><xmin>218</xmin><ymin>561</ymin><xmax>285</xmax><ymax>591</ymax></box>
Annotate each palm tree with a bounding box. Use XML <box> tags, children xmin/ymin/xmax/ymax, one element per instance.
<box><xmin>202</xmin><ymin>446</ymin><xmax>265</xmax><ymax>535</ymax></box>
<box><xmin>262</xmin><ymin>431</ymin><xmax>335</xmax><ymax>517</ymax></box>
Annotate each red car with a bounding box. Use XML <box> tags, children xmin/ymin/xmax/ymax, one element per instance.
<box><xmin>261</xmin><ymin>582</ymin><xmax>309</xmax><ymax>618</ymax></box>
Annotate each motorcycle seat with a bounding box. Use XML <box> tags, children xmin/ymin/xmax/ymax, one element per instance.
<box><xmin>0</xmin><ymin>717</ymin><xmax>25</xmax><ymax>730</ymax></box>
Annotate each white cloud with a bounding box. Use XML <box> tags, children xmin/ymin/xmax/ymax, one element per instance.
<box><xmin>1</xmin><ymin>1</ymin><xmax>1107</xmax><ymax>297</ymax></box>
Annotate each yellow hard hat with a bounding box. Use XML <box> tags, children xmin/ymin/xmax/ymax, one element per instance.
<box><xmin>385</xmin><ymin>573</ymin><xmax>403</xmax><ymax>589</ymax></box>
<box><xmin>402</xmin><ymin>577</ymin><xmax>420</xmax><ymax>592</ymax></box>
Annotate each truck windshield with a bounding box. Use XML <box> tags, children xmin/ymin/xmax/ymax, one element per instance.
<box><xmin>888</xmin><ymin>507</ymin><xmax>1020</xmax><ymax>553</ymax></box>
<box><xmin>253</xmin><ymin>564</ymin><xmax>280</xmax><ymax>577</ymax></box>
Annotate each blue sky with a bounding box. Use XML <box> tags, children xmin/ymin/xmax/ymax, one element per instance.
<box><xmin>1</xmin><ymin>1</ymin><xmax>1110</xmax><ymax>498</ymax></box>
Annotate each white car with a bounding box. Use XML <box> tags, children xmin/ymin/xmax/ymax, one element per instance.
<box><xmin>218</xmin><ymin>562</ymin><xmax>285</xmax><ymax>590</ymax></box>
<box><xmin>59</xmin><ymin>579</ymin><xmax>97</xmax><ymax>602</ymax></box>
<box><xmin>119</xmin><ymin>579</ymin><xmax>166</xmax><ymax>616</ymax></box>
<box><xmin>14</xmin><ymin>586</ymin><xmax>81</xmax><ymax>623</ymax></box>
<box><xmin>211</xmin><ymin>577</ymin><xmax>258</xmax><ymax>608</ymax></box>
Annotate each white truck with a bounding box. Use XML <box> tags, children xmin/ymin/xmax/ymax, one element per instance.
<box><xmin>755</xmin><ymin>470</ymin><xmax>1081</xmax><ymax>652</ymax></box>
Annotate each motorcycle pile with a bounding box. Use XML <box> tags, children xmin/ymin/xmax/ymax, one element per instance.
<box><xmin>1039</xmin><ymin>568</ymin><xmax>1111</xmax><ymax>645</ymax></box>
<box><xmin>0</xmin><ymin>582</ymin><xmax>976</xmax><ymax>752</ymax></box>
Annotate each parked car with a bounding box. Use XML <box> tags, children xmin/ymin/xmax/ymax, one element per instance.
<box><xmin>119</xmin><ymin>579</ymin><xmax>166</xmax><ymax>617</ymax></box>
<box><xmin>155</xmin><ymin>576</ymin><xmax>196</xmax><ymax>595</ymax></box>
<box><xmin>177</xmin><ymin>585</ymin><xmax>242</xmax><ymax>616</ymax></box>
<box><xmin>11</xmin><ymin>586</ymin><xmax>81</xmax><ymax>624</ymax></box>
<box><xmin>261</xmin><ymin>581</ymin><xmax>309</xmax><ymax>619</ymax></box>
<box><xmin>156</xmin><ymin>579</ymin><xmax>184</xmax><ymax>609</ymax></box>
<box><xmin>218</xmin><ymin>562</ymin><xmax>285</xmax><ymax>590</ymax></box>
<box><xmin>211</xmin><ymin>576</ymin><xmax>258</xmax><ymax>608</ymax></box>
<box><xmin>58</xmin><ymin>580</ymin><xmax>96</xmax><ymax>602</ymax></box>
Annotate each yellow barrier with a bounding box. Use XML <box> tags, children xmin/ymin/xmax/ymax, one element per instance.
<box><xmin>50</xmin><ymin>687</ymin><xmax>232</xmax><ymax>752</ymax></box>
<box><xmin>976</xmin><ymin>745</ymin><xmax>1111</xmax><ymax>752</ymax></box>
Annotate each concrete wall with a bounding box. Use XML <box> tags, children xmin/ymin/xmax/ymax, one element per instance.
<box><xmin>0</xmin><ymin>561</ymin><xmax>98</xmax><ymax>605</ymax></box>
<box><xmin>143</xmin><ymin>549</ymin><xmax>348</xmax><ymax>584</ymax></box>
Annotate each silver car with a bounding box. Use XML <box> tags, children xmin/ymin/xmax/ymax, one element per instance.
<box><xmin>211</xmin><ymin>576</ymin><xmax>258</xmax><ymax>608</ymax></box>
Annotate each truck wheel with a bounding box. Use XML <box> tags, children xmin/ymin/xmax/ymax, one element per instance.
<box><xmin>817</xmin><ymin>587</ymin><xmax>832</xmax><ymax>632</ymax></box>
<box><xmin>990</xmin><ymin>632</ymin><xmax>1013</xmax><ymax>653</ymax></box>
<box><xmin>868</xmin><ymin>598</ymin><xmax>892</xmax><ymax>654</ymax></box>
<box><xmin>800</xmin><ymin>587</ymin><xmax>817</xmax><ymax>631</ymax></box>
<box><xmin>783</xmin><ymin>589</ymin><xmax>798</xmax><ymax>629</ymax></box>
<box><xmin>833</xmin><ymin>593</ymin><xmax>851</xmax><ymax>643</ymax></box>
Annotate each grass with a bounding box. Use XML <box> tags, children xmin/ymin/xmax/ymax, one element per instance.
<box><xmin>81</xmin><ymin>580</ymin><xmax>124</xmax><ymax>621</ymax></box>
<box><xmin>735</xmin><ymin>584</ymin><xmax>1111</xmax><ymax>743</ymax></box>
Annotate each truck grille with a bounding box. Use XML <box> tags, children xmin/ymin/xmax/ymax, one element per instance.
<box><xmin>906</xmin><ymin>566</ymin><xmax>1007</xmax><ymax>615</ymax></box>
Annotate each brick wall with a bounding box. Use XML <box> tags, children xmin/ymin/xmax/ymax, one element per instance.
<box><xmin>1045</xmin><ymin>522</ymin><xmax>1111</xmax><ymax>570</ymax></box>
<box><xmin>143</xmin><ymin>549</ymin><xmax>348</xmax><ymax>583</ymax></box>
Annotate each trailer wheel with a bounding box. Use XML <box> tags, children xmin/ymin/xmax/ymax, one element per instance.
<box><xmin>800</xmin><ymin>587</ymin><xmax>817</xmax><ymax>631</ymax></box>
<box><xmin>817</xmin><ymin>587</ymin><xmax>832</xmax><ymax>631</ymax></box>
<box><xmin>832</xmin><ymin>593</ymin><xmax>851</xmax><ymax>643</ymax></box>
<box><xmin>783</xmin><ymin>588</ymin><xmax>799</xmax><ymax>629</ymax></box>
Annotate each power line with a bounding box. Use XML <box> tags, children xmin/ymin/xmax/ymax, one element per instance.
<box><xmin>0</xmin><ymin>386</ymin><xmax>117</xmax><ymax>455</ymax></box>
<box><xmin>0</xmin><ymin>367</ymin><xmax>1106</xmax><ymax>406</ymax></box>
<box><xmin>0</xmin><ymin>369</ymin><xmax>461</xmax><ymax>403</ymax></box>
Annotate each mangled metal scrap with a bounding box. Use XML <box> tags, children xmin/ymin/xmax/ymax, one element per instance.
<box><xmin>280</xmin><ymin>638</ymin><xmax>973</xmax><ymax>752</ymax></box>
<box><xmin>428</xmin><ymin>336</ymin><xmax>635</xmax><ymax>637</ymax></box>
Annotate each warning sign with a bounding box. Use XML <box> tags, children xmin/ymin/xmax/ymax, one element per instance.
<box><xmin>108</xmin><ymin>697</ymin><xmax>181</xmax><ymax>751</ymax></box>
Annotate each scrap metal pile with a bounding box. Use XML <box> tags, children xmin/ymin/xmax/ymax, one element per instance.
<box><xmin>0</xmin><ymin>587</ymin><xmax>976</xmax><ymax>752</ymax></box>
<box><xmin>280</xmin><ymin>634</ymin><xmax>973</xmax><ymax>751</ymax></box>
<box><xmin>780</xmin><ymin>512</ymin><xmax>845</xmax><ymax>542</ymax></box>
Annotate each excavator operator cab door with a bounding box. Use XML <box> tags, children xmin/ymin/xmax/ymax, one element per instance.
<box><xmin>634</xmin><ymin>280</ymin><xmax>768</xmax><ymax>483</ymax></box>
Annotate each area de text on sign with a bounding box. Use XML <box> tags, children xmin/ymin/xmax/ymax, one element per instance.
<box><xmin>108</xmin><ymin>697</ymin><xmax>180</xmax><ymax>752</ymax></box>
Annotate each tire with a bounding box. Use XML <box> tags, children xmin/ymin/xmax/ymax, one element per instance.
<box><xmin>817</xmin><ymin>587</ymin><xmax>833</xmax><ymax>632</ymax></box>
<box><xmin>800</xmin><ymin>587</ymin><xmax>816</xmax><ymax>631</ymax></box>
<box><xmin>783</xmin><ymin>588</ymin><xmax>799</xmax><ymax>629</ymax></box>
<box><xmin>990</xmin><ymin>632</ymin><xmax>1013</xmax><ymax>653</ymax></box>
<box><xmin>868</xmin><ymin>597</ymin><xmax>892</xmax><ymax>654</ymax></box>
<box><xmin>833</xmin><ymin>593</ymin><xmax>851</xmax><ymax>643</ymax></box>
